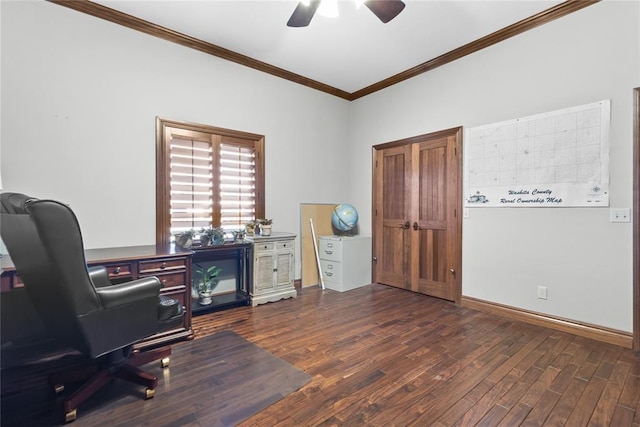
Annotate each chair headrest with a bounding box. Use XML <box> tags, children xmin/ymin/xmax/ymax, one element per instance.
<box><xmin>0</xmin><ymin>193</ymin><xmax>38</xmax><ymax>215</ymax></box>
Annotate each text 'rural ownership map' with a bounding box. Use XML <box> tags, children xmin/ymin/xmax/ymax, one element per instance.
<box><xmin>464</xmin><ymin>100</ymin><xmax>610</xmax><ymax>207</ymax></box>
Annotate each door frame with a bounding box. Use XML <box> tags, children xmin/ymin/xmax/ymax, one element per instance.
<box><xmin>371</xmin><ymin>127</ymin><xmax>463</xmax><ymax>304</ymax></box>
<box><xmin>633</xmin><ymin>87</ymin><xmax>639</xmax><ymax>351</ymax></box>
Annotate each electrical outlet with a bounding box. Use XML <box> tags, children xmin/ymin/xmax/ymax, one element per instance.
<box><xmin>537</xmin><ymin>286</ymin><xmax>548</xmax><ymax>300</ymax></box>
<box><xmin>610</xmin><ymin>208</ymin><xmax>630</xmax><ymax>223</ymax></box>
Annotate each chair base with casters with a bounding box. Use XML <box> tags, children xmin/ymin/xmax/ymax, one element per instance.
<box><xmin>50</xmin><ymin>345</ymin><xmax>173</xmax><ymax>423</ymax></box>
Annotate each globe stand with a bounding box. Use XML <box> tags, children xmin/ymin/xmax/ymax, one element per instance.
<box><xmin>332</xmin><ymin>224</ymin><xmax>359</xmax><ymax>237</ymax></box>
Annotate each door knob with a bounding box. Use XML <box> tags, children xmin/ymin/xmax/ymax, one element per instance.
<box><xmin>413</xmin><ymin>222</ymin><xmax>421</xmax><ymax>231</ymax></box>
<box><xmin>399</xmin><ymin>221</ymin><xmax>410</xmax><ymax>229</ymax></box>
<box><xmin>450</xmin><ymin>268</ymin><xmax>455</xmax><ymax>275</ymax></box>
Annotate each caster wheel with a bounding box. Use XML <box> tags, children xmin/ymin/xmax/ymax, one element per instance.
<box><xmin>161</xmin><ymin>357</ymin><xmax>170</xmax><ymax>368</ymax></box>
<box><xmin>145</xmin><ymin>388</ymin><xmax>155</xmax><ymax>399</ymax></box>
<box><xmin>65</xmin><ymin>408</ymin><xmax>77</xmax><ymax>423</ymax></box>
<box><xmin>54</xmin><ymin>384</ymin><xmax>65</xmax><ymax>394</ymax></box>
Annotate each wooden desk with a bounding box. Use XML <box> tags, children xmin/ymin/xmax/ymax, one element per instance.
<box><xmin>1</xmin><ymin>245</ymin><xmax>194</xmax><ymax>350</ymax></box>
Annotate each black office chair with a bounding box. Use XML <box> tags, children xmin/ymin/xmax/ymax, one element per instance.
<box><xmin>0</xmin><ymin>193</ymin><xmax>184</xmax><ymax>422</ymax></box>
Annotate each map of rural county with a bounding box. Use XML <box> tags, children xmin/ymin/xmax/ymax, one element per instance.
<box><xmin>464</xmin><ymin>100</ymin><xmax>610</xmax><ymax>207</ymax></box>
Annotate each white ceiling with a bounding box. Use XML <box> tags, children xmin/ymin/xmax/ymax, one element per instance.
<box><xmin>94</xmin><ymin>0</ymin><xmax>564</xmax><ymax>94</ymax></box>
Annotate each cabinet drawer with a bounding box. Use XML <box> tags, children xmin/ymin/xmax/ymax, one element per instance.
<box><xmin>319</xmin><ymin>239</ymin><xmax>342</xmax><ymax>261</ymax></box>
<box><xmin>276</xmin><ymin>240</ymin><xmax>294</xmax><ymax>251</ymax></box>
<box><xmin>159</xmin><ymin>286</ymin><xmax>189</xmax><ymax>330</ymax></box>
<box><xmin>105</xmin><ymin>263</ymin><xmax>134</xmax><ymax>280</ymax></box>
<box><xmin>254</xmin><ymin>242</ymin><xmax>275</xmax><ymax>252</ymax></box>
<box><xmin>320</xmin><ymin>260</ymin><xmax>342</xmax><ymax>283</ymax></box>
<box><xmin>139</xmin><ymin>258</ymin><xmax>187</xmax><ymax>274</ymax></box>
<box><xmin>2</xmin><ymin>272</ymin><xmax>24</xmax><ymax>290</ymax></box>
<box><xmin>160</xmin><ymin>286</ymin><xmax>186</xmax><ymax>307</ymax></box>
<box><xmin>153</xmin><ymin>271</ymin><xmax>187</xmax><ymax>288</ymax></box>
<box><xmin>14</xmin><ymin>273</ymin><xmax>24</xmax><ymax>288</ymax></box>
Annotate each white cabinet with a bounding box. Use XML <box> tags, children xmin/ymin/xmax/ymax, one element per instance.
<box><xmin>249</xmin><ymin>232</ymin><xmax>297</xmax><ymax>306</ymax></box>
<box><xmin>319</xmin><ymin>235</ymin><xmax>372</xmax><ymax>292</ymax></box>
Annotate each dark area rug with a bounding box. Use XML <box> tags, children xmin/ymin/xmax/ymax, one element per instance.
<box><xmin>1</xmin><ymin>330</ymin><xmax>311</xmax><ymax>426</ymax></box>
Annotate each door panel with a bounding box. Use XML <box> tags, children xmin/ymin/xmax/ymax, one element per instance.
<box><xmin>413</xmin><ymin>137</ymin><xmax>457</xmax><ymax>300</ymax></box>
<box><xmin>375</xmin><ymin>146</ymin><xmax>410</xmax><ymax>288</ymax></box>
<box><xmin>374</xmin><ymin>129</ymin><xmax>462</xmax><ymax>302</ymax></box>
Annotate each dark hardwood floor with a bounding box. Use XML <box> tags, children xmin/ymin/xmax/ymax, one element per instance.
<box><xmin>191</xmin><ymin>283</ymin><xmax>640</xmax><ymax>426</ymax></box>
<box><xmin>3</xmin><ymin>284</ymin><xmax>639</xmax><ymax>425</ymax></box>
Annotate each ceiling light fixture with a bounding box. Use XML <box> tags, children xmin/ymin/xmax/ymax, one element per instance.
<box><xmin>288</xmin><ymin>0</ymin><xmax>406</xmax><ymax>28</ymax></box>
<box><xmin>317</xmin><ymin>0</ymin><xmax>339</xmax><ymax>18</ymax></box>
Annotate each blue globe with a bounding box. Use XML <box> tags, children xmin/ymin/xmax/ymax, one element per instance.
<box><xmin>332</xmin><ymin>204</ymin><xmax>359</xmax><ymax>233</ymax></box>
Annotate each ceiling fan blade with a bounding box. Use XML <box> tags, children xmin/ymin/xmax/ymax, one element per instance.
<box><xmin>364</xmin><ymin>0</ymin><xmax>406</xmax><ymax>23</ymax></box>
<box><xmin>287</xmin><ymin>0</ymin><xmax>321</xmax><ymax>27</ymax></box>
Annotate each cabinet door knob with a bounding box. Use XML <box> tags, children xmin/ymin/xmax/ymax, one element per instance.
<box><xmin>114</xmin><ymin>266</ymin><xmax>121</xmax><ymax>274</ymax></box>
<box><xmin>161</xmin><ymin>262</ymin><xmax>167</xmax><ymax>269</ymax></box>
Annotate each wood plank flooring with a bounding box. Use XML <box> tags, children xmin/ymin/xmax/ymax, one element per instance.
<box><xmin>191</xmin><ymin>284</ymin><xmax>640</xmax><ymax>426</ymax></box>
<box><xmin>3</xmin><ymin>283</ymin><xmax>638</xmax><ymax>425</ymax></box>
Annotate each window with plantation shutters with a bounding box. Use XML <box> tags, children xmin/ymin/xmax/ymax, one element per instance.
<box><xmin>156</xmin><ymin>118</ymin><xmax>265</xmax><ymax>247</ymax></box>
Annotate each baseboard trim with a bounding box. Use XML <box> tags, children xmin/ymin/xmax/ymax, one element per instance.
<box><xmin>461</xmin><ymin>296</ymin><xmax>633</xmax><ymax>349</ymax></box>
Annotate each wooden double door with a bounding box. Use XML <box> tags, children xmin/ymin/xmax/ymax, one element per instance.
<box><xmin>373</xmin><ymin>128</ymin><xmax>462</xmax><ymax>302</ymax></box>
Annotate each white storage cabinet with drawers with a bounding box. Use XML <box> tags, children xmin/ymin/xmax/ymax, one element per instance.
<box><xmin>249</xmin><ymin>232</ymin><xmax>297</xmax><ymax>306</ymax></box>
<box><xmin>319</xmin><ymin>235</ymin><xmax>372</xmax><ymax>292</ymax></box>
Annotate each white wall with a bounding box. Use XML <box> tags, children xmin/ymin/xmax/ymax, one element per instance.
<box><xmin>349</xmin><ymin>0</ymin><xmax>639</xmax><ymax>332</ymax></box>
<box><xmin>0</xmin><ymin>1</ymin><xmax>351</xmax><ymax>279</ymax></box>
<box><xmin>2</xmin><ymin>1</ymin><xmax>638</xmax><ymax>333</ymax></box>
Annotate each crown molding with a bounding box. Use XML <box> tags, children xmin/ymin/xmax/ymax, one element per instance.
<box><xmin>350</xmin><ymin>0</ymin><xmax>599</xmax><ymax>100</ymax></box>
<box><xmin>48</xmin><ymin>0</ymin><xmax>598</xmax><ymax>102</ymax></box>
<box><xmin>47</xmin><ymin>0</ymin><xmax>352</xmax><ymax>100</ymax></box>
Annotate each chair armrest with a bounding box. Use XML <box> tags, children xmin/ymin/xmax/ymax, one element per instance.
<box><xmin>88</xmin><ymin>266</ymin><xmax>112</xmax><ymax>288</ymax></box>
<box><xmin>95</xmin><ymin>277</ymin><xmax>161</xmax><ymax>310</ymax></box>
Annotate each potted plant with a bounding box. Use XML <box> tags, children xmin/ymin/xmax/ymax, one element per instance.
<box><xmin>258</xmin><ymin>219</ymin><xmax>273</xmax><ymax>236</ymax></box>
<box><xmin>199</xmin><ymin>226</ymin><xmax>225</xmax><ymax>246</ymax></box>
<box><xmin>194</xmin><ymin>264</ymin><xmax>222</xmax><ymax>305</ymax></box>
<box><xmin>174</xmin><ymin>229</ymin><xmax>195</xmax><ymax>249</ymax></box>
<box><xmin>245</xmin><ymin>221</ymin><xmax>257</xmax><ymax>236</ymax></box>
<box><xmin>233</xmin><ymin>229</ymin><xmax>246</xmax><ymax>242</ymax></box>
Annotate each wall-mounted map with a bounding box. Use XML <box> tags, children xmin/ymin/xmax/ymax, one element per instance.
<box><xmin>464</xmin><ymin>100</ymin><xmax>610</xmax><ymax>207</ymax></box>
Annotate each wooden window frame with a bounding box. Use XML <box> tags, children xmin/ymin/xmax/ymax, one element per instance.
<box><xmin>156</xmin><ymin>117</ymin><xmax>265</xmax><ymax>247</ymax></box>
